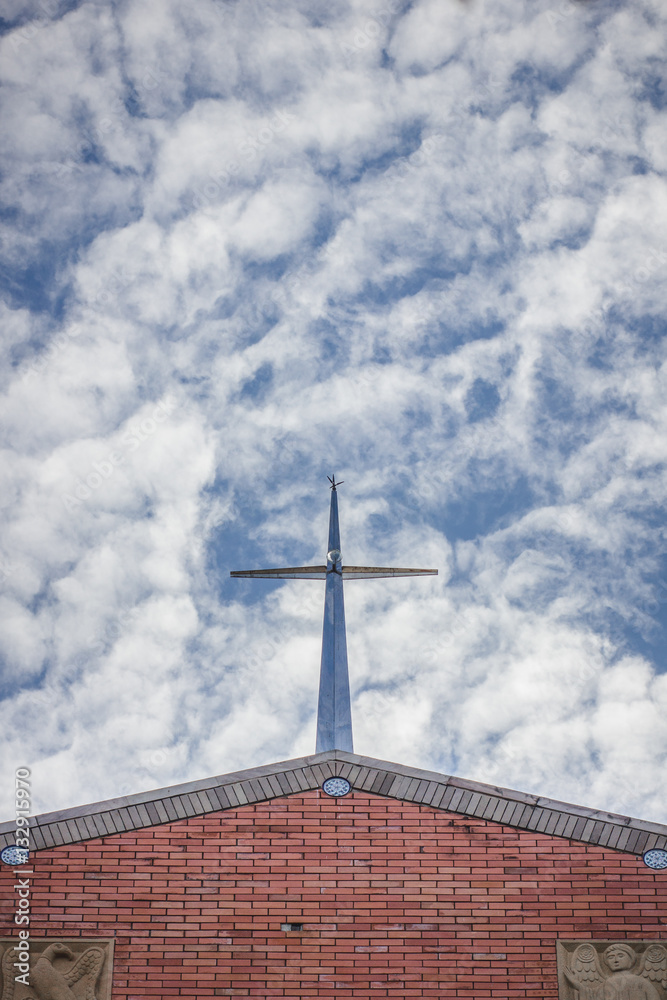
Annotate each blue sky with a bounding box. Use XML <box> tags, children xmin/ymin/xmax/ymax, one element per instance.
<box><xmin>1</xmin><ymin>0</ymin><xmax>666</xmax><ymax>823</ymax></box>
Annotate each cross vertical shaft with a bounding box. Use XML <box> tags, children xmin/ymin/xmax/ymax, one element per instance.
<box><xmin>229</xmin><ymin>479</ymin><xmax>437</xmax><ymax>755</ymax></box>
<box><xmin>316</xmin><ymin>485</ymin><xmax>353</xmax><ymax>752</ymax></box>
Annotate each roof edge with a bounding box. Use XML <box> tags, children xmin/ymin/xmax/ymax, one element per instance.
<box><xmin>1</xmin><ymin>750</ymin><xmax>665</xmax><ymax>856</ymax></box>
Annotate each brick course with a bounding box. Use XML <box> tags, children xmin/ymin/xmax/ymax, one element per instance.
<box><xmin>1</xmin><ymin>790</ymin><xmax>666</xmax><ymax>997</ymax></box>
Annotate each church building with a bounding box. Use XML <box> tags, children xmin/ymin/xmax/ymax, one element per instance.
<box><xmin>1</xmin><ymin>483</ymin><xmax>666</xmax><ymax>998</ymax></box>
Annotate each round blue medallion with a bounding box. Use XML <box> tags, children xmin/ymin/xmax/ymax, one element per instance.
<box><xmin>1</xmin><ymin>845</ymin><xmax>29</xmax><ymax>866</ymax></box>
<box><xmin>322</xmin><ymin>777</ymin><xmax>351</xmax><ymax>797</ymax></box>
<box><xmin>643</xmin><ymin>849</ymin><xmax>667</xmax><ymax>870</ymax></box>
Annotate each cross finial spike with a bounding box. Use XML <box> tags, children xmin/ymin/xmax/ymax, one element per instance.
<box><xmin>327</xmin><ymin>474</ymin><xmax>344</xmax><ymax>491</ymax></box>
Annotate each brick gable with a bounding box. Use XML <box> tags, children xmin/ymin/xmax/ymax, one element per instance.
<box><xmin>2</xmin><ymin>788</ymin><xmax>665</xmax><ymax>999</ymax></box>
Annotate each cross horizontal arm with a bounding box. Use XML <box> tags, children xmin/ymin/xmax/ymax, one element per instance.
<box><xmin>343</xmin><ymin>567</ymin><xmax>438</xmax><ymax>580</ymax></box>
<box><xmin>230</xmin><ymin>566</ymin><xmax>438</xmax><ymax>581</ymax></box>
<box><xmin>230</xmin><ymin>566</ymin><xmax>327</xmax><ymax>580</ymax></box>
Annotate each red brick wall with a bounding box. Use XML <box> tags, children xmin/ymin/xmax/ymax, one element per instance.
<box><xmin>1</xmin><ymin>790</ymin><xmax>665</xmax><ymax>998</ymax></box>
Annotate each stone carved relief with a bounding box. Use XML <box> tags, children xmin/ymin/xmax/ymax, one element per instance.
<box><xmin>0</xmin><ymin>939</ymin><xmax>113</xmax><ymax>1000</ymax></box>
<box><xmin>557</xmin><ymin>941</ymin><xmax>667</xmax><ymax>1000</ymax></box>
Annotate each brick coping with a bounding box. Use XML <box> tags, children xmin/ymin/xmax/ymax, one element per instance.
<box><xmin>1</xmin><ymin>750</ymin><xmax>665</xmax><ymax>855</ymax></box>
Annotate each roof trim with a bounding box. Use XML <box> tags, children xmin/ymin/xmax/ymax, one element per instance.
<box><xmin>1</xmin><ymin>751</ymin><xmax>665</xmax><ymax>855</ymax></box>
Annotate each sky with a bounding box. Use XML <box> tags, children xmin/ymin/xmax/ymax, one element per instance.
<box><xmin>1</xmin><ymin>0</ymin><xmax>666</xmax><ymax>826</ymax></box>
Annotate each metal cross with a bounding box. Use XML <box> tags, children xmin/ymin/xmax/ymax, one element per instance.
<box><xmin>230</xmin><ymin>478</ymin><xmax>437</xmax><ymax>753</ymax></box>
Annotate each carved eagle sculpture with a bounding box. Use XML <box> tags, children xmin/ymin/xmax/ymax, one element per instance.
<box><xmin>1</xmin><ymin>943</ymin><xmax>105</xmax><ymax>1000</ymax></box>
<box><xmin>564</xmin><ymin>943</ymin><xmax>667</xmax><ymax>1000</ymax></box>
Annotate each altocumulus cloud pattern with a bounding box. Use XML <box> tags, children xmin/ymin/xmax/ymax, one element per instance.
<box><xmin>1</xmin><ymin>0</ymin><xmax>666</xmax><ymax>821</ymax></box>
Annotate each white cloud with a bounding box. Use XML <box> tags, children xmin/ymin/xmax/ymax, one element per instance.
<box><xmin>0</xmin><ymin>0</ymin><xmax>666</xmax><ymax>827</ymax></box>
